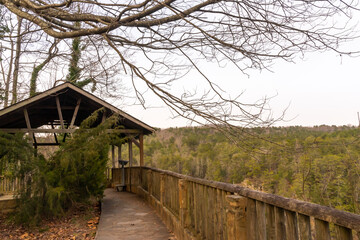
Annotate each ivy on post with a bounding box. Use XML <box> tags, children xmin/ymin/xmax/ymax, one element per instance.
<box><xmin>226</xmin><ymin>195</ymin><xmax>247</xmax><ymax>240</ymax></box>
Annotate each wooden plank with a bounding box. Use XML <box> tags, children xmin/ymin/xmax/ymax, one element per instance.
<box><xmin>298</xmin><ymin>214</ymin><xmax>311</xmax><ymax>240</ymax></box>
<box><xmin>23</xmin><ymin>108</ymin><xmax>34</xmax><ymax>144</ymax></box>
<box><xmin>111</xmin><ymin>145</ymin><xmax>115</xmax><ymax>168</ymax></box>
<box><xmin>51</xmin><ymin>123</ymin><xmax>58</xmax><ymax>144</ymax></box>
<box><xmin>55</xmin><ymin>96</ymin><xmax>64</xmax><ymax>129</ymax></box>
<box><xmin>266</xmin><ymin>204</ymin><xmax>276</xmax><ymax>240</ymax></box>
<box><xmin>315</xmin><ymin>219</ymin><xmax>331</xmax><ymax>240</ymax></box>
<box><xmin>101</xmin><ymin>109</ymin><xmax>106</xmax><ymax>123</ymax></box>
<box><xmin>285</xmin><ymin>210</ymin><xmax>298</xmax><ymax>240</ymax></box>
<box><xmin>117</xmin><ymin>145</ymin><xmax>122</xmax><ymax>168</ymax></box>
<box><xmin>246</xmin><ymin>198</ymin><xmax>256</xmax><ymax>240</ymax></box>
<box><xmin>194</xmin><ymin>183</ymin><xmax>199</xmax><ymax>236</ymax></box>
<box><xmin>207</xmin><ymin>187</ymin><xmax>215</xmax><ymax>239</ymax></box>
<box><xmin>334</xmin><ymin>224</ymin><xmax>352</xmax><ymax>240</ymax></box>
<box><xmin>222</xmin><ymin>190</ymin><xmax>228</xmax><ymax>240</ymax></box>
<box><xmin>215</xmin><ymin>188</ymin><xmax>221</xmax><ymax>239</ymax></box>
<box><xmin>199</xmin><ymin>184</ymin><xmax>204</xmax><ymax>238</ymax></box>
<box><xmin>131</xmin><ymin>138</ymin><xmax>140</xmax><ymax>148</ymax></box>
<box><xmin>227</xmin><ymin>195</ymin><xmax>247</xmax><ymax>240</ymax></box>
<box><xmin>204</xmin><ymin>186</ymin><xmax>209</xmax><ymax>240</ymax></box>
<box><xmin>256</xmin><ymin>201</ymin><xmax>267</xmax><ymax>240</ymax></box>
<box><xmin>128</xmin><ymin>141</ymin><xmax>133</xmax><ymax>191</ymax></box>
<box><xmin>70</xmin><ymin>98</ymin><xmax>81</xmax><ymax>128</ymax></box>
<box><xmin>34</xmin><ymin>143</ymin><xmax>59</xmax><ymax>146</ymax></box>
<box><xmin>275</xmin><ymin>207</ymin><xmax>286</xmax><ymax>240</ymax></box>
<box><xmin>226</xmin><ymin>195</ymin><xmax>236</xmax><ymax>240</ymax></box>
<box><xmin>139</xmin><ymin>134</ymin><xmax>144</xmax><ymax>166</ymax></box>
<box><xmin>0</xmin><ymin>128</ymin><xmax>142</xmax><ymax>134</ymax></box>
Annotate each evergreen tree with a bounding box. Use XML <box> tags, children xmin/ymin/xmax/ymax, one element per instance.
<box><xmin>0</xmin><ymin>109</ymin><xmax>126</xmax><ymax>224</ymax></box>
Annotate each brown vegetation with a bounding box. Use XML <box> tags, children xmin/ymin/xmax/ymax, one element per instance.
<box><xmin>0</xmin><ymin>201</ymin><xmax>100</xmax><ymax>240</ymax></box>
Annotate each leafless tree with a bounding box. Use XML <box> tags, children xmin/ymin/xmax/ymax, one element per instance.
<box><xmin>1</xmin><ymin>0</ymin><xmax>359</xmax><ymax>139</ymax></box>
<box><xmin>0</xmin><ymin>7</ymin><xmax>125</xmax><ymax>107</ymax></box>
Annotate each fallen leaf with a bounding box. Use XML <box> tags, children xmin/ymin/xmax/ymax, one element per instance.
<box><xmin>20</xmin><ymin>233</ymin><xmax>29</xmax><ymax>239</ymax></box>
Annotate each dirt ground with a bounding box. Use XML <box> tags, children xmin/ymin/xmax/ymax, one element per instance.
<box><xmin>0</xmin><ymin>202</ymin><xmax>100</xmax><ymax>240</ymax></box>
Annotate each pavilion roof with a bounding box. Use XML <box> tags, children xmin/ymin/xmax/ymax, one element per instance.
<box><xmin>0</xmin><ymin>82</ymin><xmax>154</xmax><ymax>135</ymax></box>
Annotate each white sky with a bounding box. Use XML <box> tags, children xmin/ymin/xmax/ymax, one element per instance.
<box><xmin>122</xmin><ymin>38</ymin><xmax>360</xmax><ymax>129</ymax></box>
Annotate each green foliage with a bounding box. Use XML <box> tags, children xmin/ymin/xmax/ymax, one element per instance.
<box><xmin>66</xmin><ymin>33</ymin><xmax>81</xmax><ymax>83</ymax></box>
<box><xmin>65</xmin><ymin>23</ymin><xmax>96</xmax><ymax>91</ymax></box>
<box><xmin>0</xmin><ymin>132</ymin><xmax>34</xmax><ymax>177</ymax></box>
<box><xmin>140</xmin><ymin>125</ymin><xmax>360</xmax><ymax>214</ymax></box>
<box><xmin>29</xmin><ymin>62</ymin><xmax>47</xmax><ymax>97</ymax></box>
<box><xmin>0</xmin><ymin>6</ymin><xmax>9</xmax><ymax>41</ymax></box>
<box><xmin>0</xmin><ymin>109</ymin><xmax>125</xmax><ymax>225</ymax></box>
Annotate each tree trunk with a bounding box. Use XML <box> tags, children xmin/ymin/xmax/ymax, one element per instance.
<box><xmin>11</xmin><ymin>16</ymin><xmax>22</xmax><ymax>105</ymax></box>
<box><xmin>3</xmin><ymin>32</ymin><xmax>14</xmax><ymax>108</ymax></box>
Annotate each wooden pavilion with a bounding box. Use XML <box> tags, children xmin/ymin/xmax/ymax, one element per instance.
<box><xmin>0</xmin><ymin>82</ymin><xmax>155</xmax><ymax>167</ymax></box>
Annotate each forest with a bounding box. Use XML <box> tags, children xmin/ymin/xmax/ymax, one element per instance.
<box><xmin>129</xmin><ymin>125</ymin><xmax>360</xmax><ymax>214</ymax></box>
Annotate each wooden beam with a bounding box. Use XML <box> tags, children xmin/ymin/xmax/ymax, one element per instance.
<box><xmin>118</xmin><ymin>145</ymin><xmax>122</xmax><ymax>168</ymax></box>
<box><xmin>23</xmin><ymin>108</ymin><xmax>35</xmax><ymax>144</ymax></box>
<box><xmin>139</xmin><ymin>134</ymin><xmax>144</xmax><ymax>167</ymax></box>
<box><xmin>35</xmin><ymin>143</ymin><xmax>60</xmax><ymax>146</ymax></box>
<box><xmin>23</xmin><ymin>108</ymin><xmax>31</xmax><ymax>130</ymax></box>
<box><xmin>111</xmin><ymin>145</ymin><xmax>115</xmax><ymax>168</ymax></box>
<box><xmin>55</xmin><ymin>96</ymin><xmax>64</xmax><ymax>129</ymax></box>
<box><xmin>0</xmin><ymin>128</ymin><xmax>143</xmax><ymax>134</ymax></box>
<box><xmin>128</xmin><ymin>141</ymin><xmax>133</xmax><ymax>191</ymax></box>
<box><xmin>102</xmin><ymin>110</ymin><xmax>107</xmax><ymax>123</ymax></box>
<box><xmin>69</xmin><ymin>98</ymin><xmax>81</xmax><ymax>128</ymax></box>
<box><xmin>51</xmin><ymin>123</ymin><xmax>59</xmax><ymax>144</ymax></box>
<box><xmin>108</xmin><ymin>129</ymin><xmax>142</xmax><ymax>134</ymax></box>
<box><xmin>131</xmin><ymin>138</ymin><xmax>140</xmax><ymax>148</ymax></box>
<box><xmin>32</xmin><ymin>106</ymin><xmax>78</xmax><ymax>110</ymax></box>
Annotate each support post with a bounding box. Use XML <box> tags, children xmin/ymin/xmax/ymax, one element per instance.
<box><xmin>139</xmin><ymin>134</ymin><xmax>144</xmax><ymax>167</ymax></box>
<box><xmin>226</xmin><ymin>195</ymin><xmax>247</xmax><ymax>240</ymax></box>
<box><xmin>111</xmin><ymin>145</ymin><xmax>115</xmax><ymax>168</ymax></box>
<box><xmin>128</xmin><ymin>141</ymin><xmax>133</xmax><ymax>192</ymax></box>
<box><xmin>117</xmin><ymin>144</ymin><xmax>122</xmax><ymax>168</ymax></box>
<box><xmin>179</xmin><ymin>179</ymin><xmax>189</xmax><ymax>228</ymax></box>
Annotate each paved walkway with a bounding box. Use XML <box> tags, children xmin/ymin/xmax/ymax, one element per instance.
<box><xmin>95</xmin><ymin>188</ymin><xmax>175</xmax><ymax>240</ymax></box>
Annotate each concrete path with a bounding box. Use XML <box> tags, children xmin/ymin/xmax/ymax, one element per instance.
<box><xmin>95</xmin><ymin>188</ymin><xmax>175</xmax><ymax>240</ymax></box>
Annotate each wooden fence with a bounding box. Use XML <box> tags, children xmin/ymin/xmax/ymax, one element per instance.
<box><xmin>111</xmin><ymin>166</ymin><xmax>360</xmax><ymax>240</ymax></box>
<box><xmin>0</xmin><ymin>176</ymin><xmax>19</xmax><ymax>195</ymax></box>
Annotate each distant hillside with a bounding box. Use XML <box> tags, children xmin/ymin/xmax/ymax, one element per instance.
<box><xmin>134</xmin><ymin>125</ymin><xmax>360</xmax><ymax>214</ymax></box>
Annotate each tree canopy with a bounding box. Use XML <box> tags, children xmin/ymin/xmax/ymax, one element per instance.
<box><xmin>0</xmin><ymin>0</ymin><xmax>359</xmax><ymax>131</ymax></box>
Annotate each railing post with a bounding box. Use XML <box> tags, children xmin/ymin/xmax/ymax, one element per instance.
<box><xmin>147</xmin><ymin>169</ymin><xmax>152</xmax><ymax>196</ymax></box>
<box><xmin>226</xmin><ymin>195</ymin><xmax>247</xmax><ymax>240</ymax></box>
<box><xmin>179</xmin><ymin>179</ymin><xmax>189</xmax><ymax>228</ymax></box>
<box><xmin>160</xmin><ymin>173</ymin><xmax>165</xmax><ymax>205</ymax></box>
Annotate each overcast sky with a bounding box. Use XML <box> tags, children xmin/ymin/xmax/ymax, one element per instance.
<box><xmin>121</xmin><ymin>36</ymin><xmax>360</xmax><ymax>129</ymax></box>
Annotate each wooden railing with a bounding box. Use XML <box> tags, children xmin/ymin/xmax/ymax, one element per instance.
<box><xmin>0</xmin><ymin>176</ymin><xmax>19</xmax><ymax>195</ymax></box>
<box><xmin>111</xmin><ymin>166</ymin><xmax>360</xmax><ymax>240</ymax></box>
